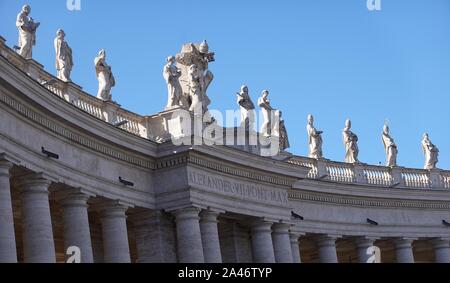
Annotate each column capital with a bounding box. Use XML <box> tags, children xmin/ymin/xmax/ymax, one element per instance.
<box><xmin>355</xmin><ymin>236</ymin><xmax>378</xmax><ymax>248</ymax></box>
<box><xmin>316</xmin><ymin>235</ymin><xmax>340</xmax><ymax>247</ymax></box>
<box><xmin>272</xmin><ymin>223</ymin><xmax>291</xmax><ymax>234</ymax></box>
<box><xmin>394</xmin><ymin>238</ymin><xmax>416</xmax><ymax>248</ymax></box>
<box><xmin>431</xmin><ymin>238</ymin><xmax>450</xmax><ymax>248</ymax></box>
<box><xmin>200</xmin><ymin>209</ymin><xmax>222</xmax><ymax>223</ymax></box>
<box><xmin>173</xmin><ymin>207</ymin><xmax>201</xmax><ymax>221</ymax></box>
<box><xmin>94</xmin><ymin>200</ymin><xmax>130</xmax><ymax>219</ymax></box>
<box><xmin>16</xmin><ymin>173</ymin><xmax>52</xmax><ymax>194</ymax></box>
<box><xmin>251</xmin><ymin>220</ymin><xmax>274</xmax><ymax>233</ymax></box>
<box><xmin>59</xmin><ymin>191</ymin><xmax>91</xmax><ymax>208</ymax></box>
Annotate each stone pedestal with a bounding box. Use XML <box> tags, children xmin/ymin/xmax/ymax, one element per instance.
<box><xmin>200</xmin><ymin>210</ymin><xmax>222</xmax><ymax>263</ymax></box>
<box><xmin>394</xmin><ymin>238</ymin><xmax>415</xmax><ymax>263</ymax></box>
<box><xmin>0</xmin><ymin>160</ymin><xmax>17</xmax><ymax>263</ymax></box>
<box><xmin>173</xmin><ymin>207</ymin><xmax>204</xmax><ymax>263</ymax></box>
<box><xmin>17</xmin><ymin>174</ymin><xmax>56</xmax><ymax>263</ymax></box>
<box><xmin>60</xmin><ymin>192</ymin><xmax>94</xmax><ymax>263</ymax></box>
<box><xmin>432</xmin><ymin>239</ymin><xmax>450</xmax><ymax>263</ymax></box>
<box><xmin>272</xmin><ymin>223</ymin><xmax>293</xmax><ymax>263</ymax></box>
<box><xmin>250</xmin><ymin>221</ymin><xmax>275</xmax><ymax>263</ymax></box>
<box><xmin>317</xmin><ymin>235</ymin><xmax>338</xmax><ymax>263</ymax></box>
<box><xmin>99</xmin><ymin>203</ymin><xmax>131</xmax><ymax>263</ymax></box>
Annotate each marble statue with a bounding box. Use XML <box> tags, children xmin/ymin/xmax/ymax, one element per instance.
<box><xmin>258</xmin><ymin>90</ymin><xmax>274</xmax><ymax>137</ymax></box>
<box><xmin>343</xmin><ymin>119</ymin><xmax>359</xmax><ymax>163</ymax></box>
<box><xmin>175</xmin><ymin>40</ymin><xmax>215</xmax><ymax>113</ymax></box>
<box><xmin>163</xmin><ymin>56</ymin><xmax>183</xmax><ymax>109</ymax></box>
<box><xmin>94</xmin><ymin>49</ymin><xmax>115</xmax><ymax>101</ymax></box>
<box><xmin>277</xmin><ymin>111</ymin><xmax>290</xmax><ymax>151</ymax></box>
<box><xmin>381</xmin><ymin>124</ymin><xmax>398</xmax><ymax>167</ymax></box>
<box><xmin>236</xmin><ymin>85</ymin><xmax>255</xmax><ymax>130</ymax></box>
<box><xmin>16</xmin><ymin>5</ymin><xmax>40</xmax><ymax>60</ymax></box>
<box><xmin>307</xmin><ymin>114</ymin><xmax>323</xmax><ymax>159</ymax></box>
<box><xmin>54</xmin><ymin>29</ymin><xmax>73</xmax><ymax>82</ymax></box>
<box><xmin>422</xmin><ymin>133</ymin><xmax>439</xmax><ymax>170</ymax></box>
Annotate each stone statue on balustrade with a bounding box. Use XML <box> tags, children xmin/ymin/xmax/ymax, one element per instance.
<box><xmin>95</xmin><ymin>49</ymin><xmax>115</xmax><ymax>101</ymax></box>
<box><xmin>163</xmin><ymin>56</ymin><xmax>184</xmax><ymax>109</ymax></box>
<box><xmin>236</xmin><ymin>85</ymin><xmax>255</xmax><ymax>131</ymax></box>
<box><xmin>258</xmin><ymin>90</ymin><xmax>275</xmax><ymax>137</ymax></box>
<box><xmin>274</xmin><ymin>111</ymin><xmax>290</xmax><ymax>151</ymax></box>
<box><xmin>175</xmin><ymin>40</ymin><xmax>215</xmax><ymax>114</ymax></box>
<box><xmin>307</xmin><ymin>114</ymin><xmax>323</xmax><ymax>159</ymax></box>
<box><xmin>16</xmin><ymin>5</ymin><xmax>40</xmax><ymax>60</ymax></box>
<box><xmin>422</xmin><ymin>133</ymin><xmax>439</xmax><ymax>170</ymax></box>
<box><xmin>381</xmin><ymin>124</ymin><xmax>398</xmax><ymax>167</ymax></box>
<box><xmin>54</xmin><ymin>29</ymin><xmax>73</xmax><ymax>82</ymax></box>
<box><xmin>343</xmin><ymin>119</ymin><xmax>359</xmax><ymax>163</ymax></box>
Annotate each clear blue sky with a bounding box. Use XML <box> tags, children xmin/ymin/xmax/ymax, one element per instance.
<box><xmin>1</xmin><ymin>0</ymin><xmax>449</xmax><ymax>169</ymax></box>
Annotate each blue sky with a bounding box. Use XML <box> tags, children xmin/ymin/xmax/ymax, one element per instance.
<box><xmin>1</xmin><ymin>0</ymin><xmax>449</xmax><ymax>169</ymax></box>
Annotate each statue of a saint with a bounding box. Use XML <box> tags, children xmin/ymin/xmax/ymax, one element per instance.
<box><xmin>381</xmin><ymin>124</ymin><xmax>398</xmax><ymax>167</ymax></box>
<box><xmin>236</xmin><ymin>85</ymin><xmax>255</xmax><ymax>131</ymax></box>
<box><xmin>16</xmin><ymin>5</ymin><xmax>40</xmax><ymax>60</ymax></box>
<box><xmin>422</xmin><ymin>133</ymin><xmax>439</xmax><ymax>170</ymax></box>
<box><xmin>277</xmin><ymin>111</ymin><xmax>290</xmax><ymax>151</ymax></box>
<box><xmin>54</xmin><ymin>29</ymin><xmax>73</xmax><ymax>82</ymax></box>
<box><xmin>307</xmin><ymin>114</ymin><xmax>323</xmax><ymax>159</ymax></box>
<box><xmin>343</xmin><ymin>119</ymin><xmax>359</xmax><ymax>163</ymax></box>
<box><xmin>163</xmin><ymin>56</ymin><xmax>182</xmax><ymax>109</ymax></box>
<box><xmin>258</xmin><ymin>90</ymin><xmax>274</xmax><ymax>137</ymax></box>
<box><xmin>95</xmin><ymin>49</ymin><xmax>115</xmax><ymax>101</ymax></box>
<box><xmin>188</xmin><ymin>64</ymin><xmax>202</xmax><ymax>113</ymax></box>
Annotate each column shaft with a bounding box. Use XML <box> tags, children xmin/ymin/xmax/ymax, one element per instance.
<box><xmin>356</xmin><ymin>237</ymin><xmax>376</xmax><ymax>263</ymax></box>
<box><xmin>61</xmin><ymin>192</ymin><xmax>94</xmax><ymax>263</ymax></box>
<box><xmin>290</xmin><ymin>233</ymin><xmax>301</xmax><ymax>263</ymax></box>
<box><xmin>174</xmin><ymin>207</ymin><xmax>204</xmax><ymax>263</ymax></box>
<box><xmin>394</xmin><ymin>239</ymin><xmax>415</xmax><ymax>263</ymax></box>
<box><xmin>250</xmin><ymin>221</ymin><xmax>275</xmax><ymax>263</ymax></box>
<box><xmin>100</xmin><ymin>204</ymin><xmax>131</xmax><ymax>263</ymax></box>
<box><xmin>317</xmin><ymin>235</ymin><xmax>338</xmax><ymax>263</ymax></box>
<box><xmin>200</xmin><ymin>210</ymin><xmax>222</xmax><ymax>263</ymax></box>
<box><xmin>432</xmin><ymin>239</ymin><xmax>450</xmax><ymax>263</ymax></box>
<box><xmin>0</xmin><ymin>160</ymin><xmax>17</xmax><ymax>263</ymax></box>
<box><xmin>18</xmin><ymin>174</ymin><xmax>56</xmax><ymax>263</ymax></box>
<box><xmin>272</xmin><ymin>224</ymin><xmax>293</xmax><ymax>263</ymax></box>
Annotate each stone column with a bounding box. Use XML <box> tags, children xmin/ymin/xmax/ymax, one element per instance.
<box><xmin>0</xmin><ymin>160</ymin><xmax>17</xmax><ymax>263</ymax></box>
<box><xmin>60</xmin><ymin>192</ymin><xmax>94</xmax><ymax>263</ymax></box>
<box><xmin>200</xmin><ymin>210</ymin><xmax>222</xmax><ymax>263</ymax></box>
<box><xmin>99</xmin><ymin>203</ymin><xmax>131</xmax><ymax>263</ymax></box>
<box><xmin>290</xmin><ymin>232</ymin><xmax>302</xmax><ymax>263</ymax></box>
<box><xmin>431</xmin><ymin>238</ymin><xmax>450</xmax><ymax>263</ymax></box>
<box><xmin>317</xmin><ymin>235</ymin><xmax>338</xmax><ymax>263</ymax></box>
<box><xmin>356</xmin><ymin>237</ymin><xmax>377</xmax><ymax>263</ymax></box>
<box><xmin>250</xmin><ymin>221</ymin><xmax>275</xmax><ymax>263</ymax></box>
<box><xmin>394</xmin><ymin>238</ymin><xmax>415</xmax><ymax>263</ymax></box>
<box><xmin>17</xmin><ymin>173</ymin><xmax>56</xmax><ymax>263</ymax></box>
<box><xmin>173</xmin><ymin>207</ymin><xmax>204</xmax><ymax>263</ymax></box>
<box><xmin>272</xmin><ymin>223</ymin><xmax>293</xmax><ymax>263</ymax></box>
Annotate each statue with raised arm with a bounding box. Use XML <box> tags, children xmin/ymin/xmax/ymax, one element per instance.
<box><xmin>307</xmin><ymin>114</ymin><xmax>323</xmax><ymax>159</ymax></box>
<box><xmin>236</xmin><ymin>85</ymin><xmax>255</xmax><ymax>131</ymax></box>
<box><xmin>258</xmin><ymin>90</ymin><xmax>274</xmax><ymax>137</ymax></box>
<box><xmin>381</xmin><ymin>124</ymin><xmax>398</xmax><ymax>167</ymax></box>
<box><xmin>163</xmin><ymin>56</ymin><xmax>183</xmax><ymax>109</ymax></box>
<box><xmin>422</xmin><ymin>133</ymin><xmax>439</xmax><ymax>170</ymax></box>
<box><xmin>343</xmin><ymin>119</ymin><xmax>359</xmax><ymax>163</ymax></box>
<box><xmin>95</xmin><ymin>49</ymin><xmax>115</xmax><ymax>101</ymax></box>
<box><xmin>16</xmin><ymin>5</ymin><xmax>40</xmax><ymax>59</ymax></box>
<box><xmin>54</xmin><ymin>29</ymin><xmax>73</xmax><ymax>82</ymax></box>
<box><xmin>175</xmin><ymin>40</ymin><xmax>215</xmax><ymax>113</ymax></box>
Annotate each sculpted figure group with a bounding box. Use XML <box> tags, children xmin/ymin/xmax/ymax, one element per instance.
<box><xmin>13</xmin><ymin>5</ymin><xmax>441</xmax><ymax>169</ymax></box>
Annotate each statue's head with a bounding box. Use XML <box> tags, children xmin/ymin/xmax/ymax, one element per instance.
<box><xmin>167</xmin><ymin>56</ymin><xmax>175</xmax><ymax>63</ymax></box>
<box><xmin>308</xmin><ymin>114</ymin><xmax>314</xmax><ymax>124</ymax></box>
<box><xmin>22</xmin><ymin>5</ymin><xmax>31</xmax><ymax>14</ymax></box>
<box><xmin>262</xmin><ymin>90</ymin><xmax>269</xmax><ymax>98</ymax></box>
<box><xmin>423</xmin><ymin>133</ymin><xmax>429</xmax><ymax>140</ymax></box>
<box><xmin>56</xmin><ymin>29</ymin><xmax>65</xmax><ymax>38</ymax></box>
<box><xmin>98</xmin><ymin>49</ymin><xmax>106</xmax><ymax>59</ymax></box>
<box><xmin>345</xmin><ymin>119</ymin><xmax>352</xmax><ymax>129</ymax></box>
<box><xmin>199</xmin><ymin>40</ymin><xmax>209</xmax><ymax>54</ymax></box>
<box><xmin>241</xmin><ymin>85</ymin><xmax>248</xmax><ymax>93</ymax></box>
<box><xmin>383</xmin><ymin>124</ymin><xmax>390</xmax><ymax>134</ymax></box>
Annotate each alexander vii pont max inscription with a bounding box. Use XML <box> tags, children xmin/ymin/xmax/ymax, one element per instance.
<box><xmin>188</xmin><ymin>171</ymin><xmax>289</xmax><ymax>205</ymax></box>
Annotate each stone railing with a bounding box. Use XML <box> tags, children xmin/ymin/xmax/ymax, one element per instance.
<box><xmin>288</xmin><ymin>155</ymin><xmax>450</xmax><ymax>190</ymax></box>
<box><xmin>0</xmin><ymin>36</ymin><xmax>150</xmax><ymax>139</ymax></box>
